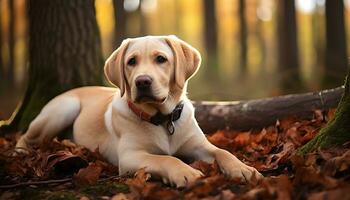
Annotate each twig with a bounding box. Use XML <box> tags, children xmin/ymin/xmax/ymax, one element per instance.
<box><xmin>0</xmin><ymin>178</ymin><xmax>72</xmax><ymax>189</ymax></box>
<box><xmin>0</xmin><ymin>175</ymin><xmax>121</xmax><ymax>189</ymax></box>
<box><xmin>98</xmin><ymin>175</ymin><xmax>120</xmax><ymax>182</ymax></box>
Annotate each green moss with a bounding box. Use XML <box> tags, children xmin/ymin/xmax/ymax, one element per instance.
<box><xmin>299</xmin><ymin>70</ymin><xmax>350</xmax><ymax>154</ymax></box>
<box><xmin>81</xmin><ymin>182</ymin><xmax>129</xmax><ymax>196</ymax></box>
<box><xmin>46</xmin><ymin>191</ymin><xmax>78</xmax><ymax>200</ymax></box>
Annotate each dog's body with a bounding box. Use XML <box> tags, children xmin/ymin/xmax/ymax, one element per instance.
<box><xmin>16</xmin><ymin>36</ymin><xmax>261</xmax><ymax>187</ymax></box>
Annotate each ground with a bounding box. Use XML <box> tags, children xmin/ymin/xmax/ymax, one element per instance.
<box><xmin>1</xmin><ymin>109</ymin><xmax>350</xmax><ymax>200</ymax></box>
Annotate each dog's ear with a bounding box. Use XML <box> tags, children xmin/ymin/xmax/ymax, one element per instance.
<box><xmin>104</xmin><ymin>39</ymin><xmax>130</xmax><ymax>96</ymax></box>
<box><xmin>165</xmin><ymin>35</ymin><xmax>201</xmax><ymax>89</ymax></box>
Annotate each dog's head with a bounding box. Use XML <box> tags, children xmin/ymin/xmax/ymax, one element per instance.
<box><xmin>104</xmin><ymin>35</ymin><xmax>201</xmax><ymax>105</ymax></box>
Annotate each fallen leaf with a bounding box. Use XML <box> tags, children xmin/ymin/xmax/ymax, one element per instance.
<box><xmin>73</xmin><ymin>162</ymin><xmax>103</xmax><ymax>186</ymax></box>
<box><xmin>207</xmin><ymin>131</ymin><xmax>233</xmax><ymax>150</ymax></box>
<box><xmin>264</xmin><ymin>142</ymin><xmax>295</xmax><ymax>170</ymax></box>
<box><xmin>308</xmin><ymin>186</ymin><xmax>350</xmax><ymax>200</ymax></box>
<box><xmin>41</xmin><ymin>151</ymin><xmax>88</xmax><ymax>177</ymax></box>
<box><xmin>233</xmin><ymin>131</ymin><xmax>251</xmax><ymax>147</ymax></box>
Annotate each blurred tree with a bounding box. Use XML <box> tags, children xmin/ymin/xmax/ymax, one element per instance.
<box><xmin>323</xmin><ymin>0</ymin><xmax>348</xmax><ymax>88</ymax></box>
<box><xmin>276</xmin><ymin>0</ymin><xmax>302</xmax><ymax>92</ymax></box>
<box><xmin>312</xmin><ymin>6</ymin><xmax>325</xmax><ymax>71</ymax></box>
<box><xmin>203</xmin><ymin>0</ymin><xmax>217</xmax><ymax>56</ymax></box>
<box><xmin>0</xmin><ymin>0</ymin><xmax>104</xmax><ymax>131</ymax></box>
<box><xmin>138</xmin><ymin>1</ymin><xmax>147</xmax><ymax>36</ymax></box>
<box><xmin>256</xmin><ymin>19</ymin><xmax>266</xmax><ymax>71</ymax></box>
<box><xmin>299</xmin><ymin>68</ymin><xmax>350</xmax><ymax>154</ymax></box>
<box><xmin>238</xmin><ymin>0</ymin><xmax>247</xmax><ymax>71</ymax></box>
<box><xmin>113</xmin><ymin>0</ymin><xmax>127</xmax><ymax>46</ymax></box>
<box><xmin>7</xmin><ymin>0</ymin><xmax>15</xmax><ymax>84</ymax></box>
<box><xmin>0</xmin><ymin>1</ymin><xmax>3</xmax><ymax>82</ymax></box>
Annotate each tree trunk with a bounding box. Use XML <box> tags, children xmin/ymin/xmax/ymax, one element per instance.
<box><xmin>299</xmin><ymin>70</ymin><xmax>350</xmax><ymax>154</ymax></box>
<box><xmin>202</xmin><ymin>0</ymin><xmax>219</xmax><ymax>78</ymax></box>
<box><xmin>256</xmin><ymin>19</ymin><xmax>266</xmax><ymax>72</ymax></box>
<box><xmin>323</xmin><ymin>0</ymin><xmax>347</xmax><ymax>88</ymax></box>
<box><xmin>0</xmin><ymin>1</ymin><xmax>3</xmax><ymax>82</ymax></box>
<box><xmin>0</xmin><ymin>0</ymin><xmax>104</xmax><ymax>131</ymax></box>
<box><xmin>194</xmin><ymin>87</ymin><xmax>343</xmax><ymax>133</ymax></box>
<box><xmin>7</xmin><ymin>0</ymin><xmax>15</xmax><ymax>84</ymax></box>
<box><xmin>312</xmin><ymin>5</ymin><xmax>325</xmax><ymax>71</ymax></box>
<box><xmin>203</xmin><ymin>0</ymin><xmax>217</xmax><ymax>55</ymax></box>
<box><xmin>138</xmin><ymin>1</ymin><xmax>147</xmax><ymax>36</ymax></box>
<box><xmin>238</xmin><ymin>0</ymin><xmax>247</xmax><ymax>72</ymax></box>
<box><xmin>276</xmin><ymin>0</ymin><xmax>302</xmax><ymax>93</ymax></box>
<box><xmin>113</xmin><ymin>0</ymin><xmax>127</xmax><ymax>47</ymax></box>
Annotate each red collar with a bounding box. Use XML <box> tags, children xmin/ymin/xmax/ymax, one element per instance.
<box><xmin>127</xmin><ymin>100</ymin><xmax>185</xmax><ymax>135</ymax></box>
<box><xmin>127</xmin><ymin>100</ymin><xmax>152</xmax><ymax>122</ymax></box>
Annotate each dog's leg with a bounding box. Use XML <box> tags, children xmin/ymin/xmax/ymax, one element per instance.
<box><xmin>16</xmin><ymin>95</ymin><xmax>81</xmax><ymax>151</ymax></box>
<box><xmin>178</xmin><ymin>129</ymin><xmax>262</xmax><ymax>183</ymax></box>
<box><xmin>118</xmin><ymin>151</ymin><xmax>203</xmax><ymax>187</ymax></box>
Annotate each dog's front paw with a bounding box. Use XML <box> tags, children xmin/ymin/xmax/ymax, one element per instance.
<box><xmin>216</xmin><ymin>149</ymin><xmax>262</xmax><ymax>183</ymax></box>
<box><xmin>164</xmin><ymin>166</ymin><xmax>203</xmax><ymax>188</ymax></box>
<box><xmin>221</xmin><ymin>160</ymin><xmax>262</xmax><ymax>183</ymax></box>
<box><xmin>14</xmin><ymin>137</ymin><xmax>31</xmax><ymax>154</ymax></box>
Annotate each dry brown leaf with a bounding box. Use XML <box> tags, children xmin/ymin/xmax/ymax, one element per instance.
<box><xmin>308</xmin><ymin>186</ymin><xmax>350</xmax><ymax>200</ymax></box>
<box><xmin>207</xmin><ymin>131</ymin><xmax>233</xmax><ymax>150</ymax></box>
<box><xmin>42</xmin><ymin>151</ymin><xmax>88</xmax><ymax>175</ymax></box>
<box><xmin>73</xmin><ymin>162</ymin><xmax>103</xmax><ymax>186</ymax></box>
<box><xmin>190</xmin><ymin>160</ymin><xmax>220</xmax><ymax>177</ymax></box>
<box><xmin>233</xmin><ymin>131</ymin><xmax>251</xmax><ymax>147</ymax></box>
<box><xmin>264</xmin><ymin>142</ymin><xmax>295</xmax><ymax>170</ymax></box>
<box><xmin>323</xmin><ymin>149</ymin><xmax>350</xmax><ymax>176</ymax></box>
<box><xmin>184</xmin><ymin>175</ymin><xmax>226</xmax><ymax>199</ymax></box>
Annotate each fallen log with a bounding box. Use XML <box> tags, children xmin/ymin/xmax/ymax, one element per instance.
<box><xmin>193</xmin><ymin>87</ymin><xmax>344</xmax><ymax>133</ymax></box>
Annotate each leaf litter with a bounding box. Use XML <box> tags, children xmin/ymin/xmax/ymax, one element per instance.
<box><xmin>1</xmin><ymin>109</ymin><xmax>350</xmax><ymax>199</ymax></box>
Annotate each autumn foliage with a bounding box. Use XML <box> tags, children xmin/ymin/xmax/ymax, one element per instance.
<box><xmin>1</xmin><ymin>109</ymin><xmax>350</xmax><ymax>199</ymax></box>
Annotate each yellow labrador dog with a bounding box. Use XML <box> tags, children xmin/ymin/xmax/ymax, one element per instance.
<box><xmin>16</xmin><ymin>35</ymin><xmax>261</xmax><ymax>187</ymax></box>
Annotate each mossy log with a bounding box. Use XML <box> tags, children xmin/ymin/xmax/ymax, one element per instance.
<box><xmin>298</xmin><ymin>70</ymin><xmax>350</xmax><ymax>154</ymax></box>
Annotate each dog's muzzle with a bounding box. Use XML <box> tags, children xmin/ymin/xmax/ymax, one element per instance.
<box><xmin>135</xmin><ymin>75</ymin><xmax>156</xmax><ymax>102</ymax></box>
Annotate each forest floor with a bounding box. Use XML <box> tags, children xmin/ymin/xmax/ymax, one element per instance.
<box><xmin>1</xmin><ymin>109</ymin><xmax>350</xmax><ymax>200</ymax></box>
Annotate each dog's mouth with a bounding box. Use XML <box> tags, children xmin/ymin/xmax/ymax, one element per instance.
<box><xmin>134</xmin><ymin>87</ymin><xmax>167</xmax><ymax>104</ymax></box>
<box><xmin>135</xmin><ymin>94</ymin><xmax>166</xmax><ymax>104</ymax></box>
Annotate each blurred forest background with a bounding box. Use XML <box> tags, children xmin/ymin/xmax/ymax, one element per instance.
<box><xmin>0</xmin><ymin>0</ymin><xmax>350</xmax><ymax>120</ymax></box>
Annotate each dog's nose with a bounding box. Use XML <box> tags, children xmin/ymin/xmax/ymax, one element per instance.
<box><xmin>135</xmin><ymin>75</ymin><xmax>153</xmax><ymax>89</ymax></box>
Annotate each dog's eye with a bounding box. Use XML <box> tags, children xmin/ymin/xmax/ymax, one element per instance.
<box><xmin>155</xmin><ymin>55</ymin><xmax>167</xmax><ymax>64</ymax></box>
<box><xmin>127</xmin><ymin>57</ymin><xmax>137</xmax><ymax>66</ymax></box>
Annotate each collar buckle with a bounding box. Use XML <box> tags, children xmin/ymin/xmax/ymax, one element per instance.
<box><xmin>166</xmin><ymin>121</ymin><xmax>175</xmax><ymax>135</ymax></box>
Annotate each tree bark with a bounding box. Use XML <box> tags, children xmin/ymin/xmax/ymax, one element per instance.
<box><xmin>276</xmin><ymin>0</ymin><xmax>302</xmax><ymax>93</ymax></box>
<box><xmin>299</xmin><ymin>70</ymin><xmax>350</xmax><ymax>154</ymax></box>
<box><xmin>0</xmin><ymin>1</ymin><xmax>3</xmax><ymax>82</ymax></box>
<box><xmin>113</xmin><ymin>0</ymin><xmax>127</xmax><ymax>47</ymax></box>
<box><xmin>238</xmin><ymin>0</ymin><xmax>247</xmax><ymax>72</ymax></box>
<box><xmin>203</xmin><ymin>0</ymin><xmax>217</xmax><ymax>55</ymax></box>
<box><xmin>323</xmin><ymin>0</ymin><xmax>347</xmax><ymax>88</ymax></box>
<box><xmin>194</xmin><ymin>87</ymin><xmax>343</xmax><ymax>133</ymax></box>
<box><xmin>312</xmin><ymin>5</ymin><xmax>325</xmax><ymax>70</ymax></box>
<box><xmin>0</xmin><ymin>0</ymin><xmax>104</xmax><ymax>131</ymax></box>
<box><xmin>7</xmin><ymin>0</ymin><xmax>15</xmax><ymax>84</ymax></box>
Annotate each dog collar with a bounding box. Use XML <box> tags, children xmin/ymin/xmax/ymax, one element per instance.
<box><xmin>127</xmin><ymin>100</ymin><xmax>184</xmax><ymax>135</ymax></box>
